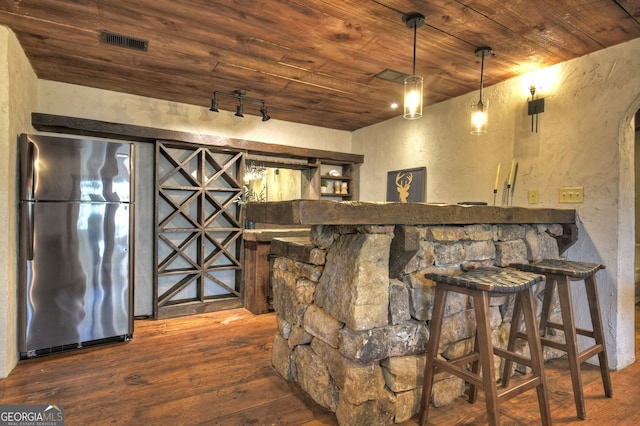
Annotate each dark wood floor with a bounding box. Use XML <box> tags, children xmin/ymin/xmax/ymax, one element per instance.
<box><xmin>1</xmin><ymin>305</ymin><xmax>639</xmax><ymax>425</ymax></box>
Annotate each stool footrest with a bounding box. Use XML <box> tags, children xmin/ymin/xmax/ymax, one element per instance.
<box><xmin>539</xmin><ymin>336</ymin><xmax>568</xmax><ymax>352</ymax></box>
<box><xmin>437</xmin><ymin>355</ymin><xmax>544</xmax><ymax>401</ymax></box>
<box><xmin>447</xmin><ymin>352</ymin><xmax>481</xmax><ymax>368</ymax></box>
<box><xmin>545</xmin><ymin>321</ymin><xmax>564</xmax><ymax>332</ymax></box>
<box><xmin>578</xmin><ymin>344</ymin><xmax>604</xmax><ymax>364</ymax></box>
<box><xmin>575</xmin><ymin>327</ymin><xmax>596</xmax><ymax>339</ymax></box>
<box><xmin>546</xmin><ymin>321</ymin><xmax>595</xmax><ymax>339</ymax></box>
<box><xmin>432</xmin><ymin>358</ymin><xmax>483</xmax><ymax>387</ymax></box>
<box><xmin>493</xmin><ymin>347</ymin><xmax>534</xmax><ymax>368</ymax></box>
<box><xmin>498</xmin><ymin>376</ymin><xmax>543</xmax><ymax>402</ymax></box>
<box><xmin>515</xmin><ymin>330</ymin><xmax>569</xmax><ymax>354</ymax></box>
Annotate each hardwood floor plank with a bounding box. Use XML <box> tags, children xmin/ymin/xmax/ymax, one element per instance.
<box><xmin>1</xmin><ymin>306</ymin><xmax>638</xmax><ymax>425</ymax></box>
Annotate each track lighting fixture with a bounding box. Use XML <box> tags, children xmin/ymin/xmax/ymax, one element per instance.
<box><xmin>260</xmin><ymin>102</ymin><xmax>271</xmax><ymax>122</ymax></box>
<box><xmin>403</xmin><ymin>12</ymin><xmax>425</xmax><ymax>120</ymax></box>
<box><xmin>471</xmin><ymin>46</ymin><xmax>493</xmax><ymax>135</ymax></box>
<box><xmin>210</xmin><ymin>89</ymin><xmax>270</xmax><ymax>121</ymax></box>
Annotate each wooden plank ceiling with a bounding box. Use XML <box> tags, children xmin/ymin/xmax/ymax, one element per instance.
<box><xmin>1</xmin><ymin>0</ymin><xmax>639</xmax><ymax>131</ymax></box>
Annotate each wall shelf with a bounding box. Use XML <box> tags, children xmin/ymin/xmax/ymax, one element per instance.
<box><xmin>316</xmin><ymin>162</ymin><xmax>359</xmax><ymax>201</ymax></box>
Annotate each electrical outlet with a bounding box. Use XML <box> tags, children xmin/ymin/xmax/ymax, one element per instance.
<box><xmin>528</xmin><ymin>189</ymin><xmax>539</xmax><ymax>204</ymax></box>
<box><xmin>558</xmin><ymin>187</ymin><xmax>584</xmax><ymax>203</ymax></box>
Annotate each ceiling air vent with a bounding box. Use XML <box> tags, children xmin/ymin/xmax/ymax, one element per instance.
<box><xmin>100</xmin><ymin>30</ymin><xmax>148</xmax><ymax>52</ymax></box>
<box><xmin>374</xmin><ymin>68</ymin><xmax>410</xmax><ymax>84</ymax></box>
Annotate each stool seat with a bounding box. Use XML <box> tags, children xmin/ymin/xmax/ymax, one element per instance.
<box><xmin>507</xmin><ymin>258</ymin><xmax>612</xmax><ymax>420</ymax></box>
<box><xmin>426</xmin><ymin>267</ymin><xmax>544</xmax><ymax>293</ymax></box>
<box><xmin>509</xmin><ymin>259</ymin><xmax>604</xmax><ymax>278</ymax></box>
<box><xmin>419</xmin><ymin>267</ymin><xmax>551</xmax><ymax>426</ymax></box>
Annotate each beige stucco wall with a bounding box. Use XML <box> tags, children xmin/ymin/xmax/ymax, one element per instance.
<box><xmin>36</xmin><ymin>81</ymin><xmax>352</xmax><ymax>153</ymax></box>
<box><xmin>354</xmin><ymin>37</ymin><xmax>640</xmax><ymax>370</ymax></box>
<box><xmin>0</xmin><ymin>26</ymin><xmax>37</xmax><ymax>378</ymax></box>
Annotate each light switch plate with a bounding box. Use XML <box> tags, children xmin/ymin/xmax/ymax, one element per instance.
<box><xmin>558</xmin><ymin>187</ymin><xmax>584</xmax><ymax>203</ymax></box>
<box><xmin>528</xmin><ymin>189</ymin><xmax>539</xmax><ymax>204</ymax></box>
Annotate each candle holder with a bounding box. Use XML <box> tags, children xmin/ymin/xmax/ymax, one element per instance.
<box><xmin>493</xmin><ymin>188</ymin><xmax>497</xmax><ymax>206</ymax></box>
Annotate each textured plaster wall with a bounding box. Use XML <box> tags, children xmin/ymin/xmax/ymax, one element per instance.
<box><xmin>0</xmin><ymin>27</ymin><xmax>37</xmax><ymax>378</ymax></box>
<box><xmin>36</xmin><ymin>81</ymin><xmax>352</xmax><ymax>153</ymax></box>
<box><xmin>353</xmin><ymin>38</ymin><xmax>640</xmax><ymax>370</ymax></box>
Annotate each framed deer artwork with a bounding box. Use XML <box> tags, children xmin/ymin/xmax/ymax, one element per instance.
<box><xmin>386</xmin><ymin>167</ymin><xmax>426</xmax><ymax>203</ymax></box>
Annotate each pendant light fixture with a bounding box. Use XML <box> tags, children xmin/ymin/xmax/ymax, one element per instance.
<box><xmin>470</xmin><ymin>46</ymin><xmax>493</xmax><ymax>135</ymax></box>
<box><xmin>403</xmin><ymin>12</ymin><xmax>425</xmax><ymax>119</ymax></box>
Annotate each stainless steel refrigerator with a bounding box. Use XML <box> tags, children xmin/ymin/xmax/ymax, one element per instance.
<box><xmin>18</xmin><ymin>134</ymin><xmax>134</xmax><ymax>358</ymax></box>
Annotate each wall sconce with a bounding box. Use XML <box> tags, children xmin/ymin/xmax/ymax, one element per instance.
<box><xmin>527</xmin><ymin>85</ymin><xmax>545</xmax><ymax>132</ymax></box>
<box><xmin>210</xmin><ymin>89</ymin><xmax>271</xmax><ymax>121</ymax></box>
<box><xmin>470</xmin><ymin>46</ymin><xmax>493</xmax><ymax>135</ymax></box>
<box><xmin>402</xmin><ymin>12</ymin><xmax>425</xmax><ymax>120</ymax></box>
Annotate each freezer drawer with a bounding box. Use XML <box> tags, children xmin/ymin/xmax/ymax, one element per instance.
<box><xmin>19</xmin><ymin>134</ymin><xmax>132</xmax><ymax>203</ymax></box>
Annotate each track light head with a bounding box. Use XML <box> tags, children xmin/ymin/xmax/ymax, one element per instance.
<box><xmin>235</xmin><ymin>100</ymin><xmax>244</xmax><ymax>118</ymax></box>
<box><xmin>260</xmin><ymin>103</ymin><xmax>271</xmax><ymax>121</ymax></box>
<box><xmin>210</xmin><ymin>94</ymin><xmax>219</xmax><ymax>112</ymax></box>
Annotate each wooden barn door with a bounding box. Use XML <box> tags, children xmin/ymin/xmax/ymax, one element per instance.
<box><xmin>155</xmin><ymin>141</ymin><xmax>244</xmax><ymax>319</ymax></box>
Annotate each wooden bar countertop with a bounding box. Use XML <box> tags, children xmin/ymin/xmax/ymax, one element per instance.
<box><xmin>245</xmin><ymin>200</ymin><xmax>577</xmax><ymax>226</ymax></box>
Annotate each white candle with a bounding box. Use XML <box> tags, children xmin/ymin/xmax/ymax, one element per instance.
<box><xmin>493</xmin><ymin>163</ymin><xmax>501</xmax><ymax>191</ymax></box>
<box><xmin>507</xmin><ymin>159</ymin><xmax>516</xmax><ymax>186</ymax></box>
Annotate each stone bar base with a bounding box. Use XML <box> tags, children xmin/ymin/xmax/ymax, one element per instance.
<box><xmin>270</xmin><ymin>223</ymin><xmax>566</xmax><ymax>425</ymax></box>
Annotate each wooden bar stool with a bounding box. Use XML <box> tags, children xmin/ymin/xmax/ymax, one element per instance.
<box><xmin>506</xmin><ymin>259</ymin><xmax>612</xmax><ymax>419</ymax></box>
<box><xmin>419</xmin><ymin>268</ymin><xmax>551</xmax><ymax>426</ymax></box>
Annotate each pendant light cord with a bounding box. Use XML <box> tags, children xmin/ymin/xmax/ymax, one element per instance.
<box><xmin>475</xmin><ymin>47</ymin><xmax>492</xmax><ymax>105</ymax></box>
<box><xmin>412</xmin><ymin>23</ymin><xmax>417</xmax><ymax>75</ymax></box>
<box><xmin>479</xmin><ymin>51</ymin><xmax>485</xmax><ymax>104</ymax></box>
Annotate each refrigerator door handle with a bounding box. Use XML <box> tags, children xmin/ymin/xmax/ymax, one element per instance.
<box><xmin>26</xmin><ymin>202</ymin><xmax>34</xmax><ymax>260</ymax></box>
<box><xmin>25</xmin><ymin>141</ymin><xmax>36</xmax><ymax>201</ymax></box>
